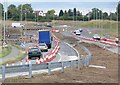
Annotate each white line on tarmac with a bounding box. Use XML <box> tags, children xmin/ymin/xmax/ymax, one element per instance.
<box><xmin>58</xmin><ymin>52</ymin><xmax>62</xmax><ymax>62</ymax></box>
<box><xmin>89</xmin><ymin>65</ymin><xmax>106</xmax><ymax>69</ymax></box>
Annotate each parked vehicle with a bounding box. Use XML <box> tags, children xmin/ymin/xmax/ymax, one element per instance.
<box><xmin>93</xmin><ymin>34</ymin><xmax>101</xmax><ymax>40</ymax></box>
<box><xmin>73</xmin><ymin>30</ymin><xmax>77</xmax><ymax>34</ymax></box>
<box><xmin>12</xmin><ymin>23</ymin><xmax>24</xmax><ymax>28</ymax></box>
<box><xmin>39</xmin><ymin>42</ymin><xmax>48</xmax><ymax>52</ymax></box>
<box><xmin>115</xmin><ymin>37</ymin><xmax>119</xmax><ymax>43</ymax></box>
<box><xmin>28</xmin><ymin>47</ymin><xmax>42</xmax><ymax>59</ymax></box>
<box><xmin>79</xmin><ymin>29</ymin><xmax>83</xmax><ymax>32</ymax></box>
<box><xmin>46</xmin><ymin>24</ymin><xmax>52</xmax><ymax>27</ymax></box>
<box><xmin>38</xmin><ymin>30</ymin><xmax>52</xmax><ymax>49</ymax></box>
<box><xmin>75</xmin><ymin>30</ymin><xmax>81</xmax><ymax>35</ymax></box>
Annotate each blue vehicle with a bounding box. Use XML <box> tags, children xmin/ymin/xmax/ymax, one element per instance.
<box><xmin>38</xmin><ymin>30</ymin><xmax>52</xmax><ymax>49</ymax></box>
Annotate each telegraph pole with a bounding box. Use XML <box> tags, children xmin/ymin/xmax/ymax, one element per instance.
<box><xmin>21</xmin><ymin>4</ymin><xmax>22</xmax><ymax>22</ymax></box>
<box><xmin>94</xmin><ymin>10</ymin><xmax>96</xmax><ymax>27</ymax></box>
<box><xmin>98</xmin><ymin>10</ymin><xmax>100</xmax><ymax>28</ymax></box>
<box><xmin>99</xmin><ymin>10</ymin><xmax>101</xmax><ymax>28</ymax></box>
<box><xmin>20</xmin><ymin>4</ymin><xmax>23</xmax><ymax>42</ymax></box>
<box><xmin>73</xmin><ymin>9</ymin><xmax>75</xmax><ymax>28</ymax></box>
<box><xmin>101</xmin><ymin>9</ymin><xmax>103</xmax><ymax>29</ymax></box>
<box><xmin>53</xmin><ymin>13</ymin><xmax>54</xmax><ymax>28</ymax></box>
<box><xmin>3</xmin><ymin>0</ymin><xmax>6</xmax><ymax>44</ymax></box>
<box><xmin>116</xmin><ymin>3</ymin><xmax>118</xmax><ymax>36</ymax></box>
<box><xmin>96</xmin><ymin>8</ymin><xmax>97</xmax><ymax>28</ymax></box>
<box><xmin>110</xmin><ymin>12</ymin><xmax>112</xmax><ymax>32</ymax></box>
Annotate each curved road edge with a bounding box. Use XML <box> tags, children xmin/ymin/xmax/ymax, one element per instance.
<box><xmin>64</xmin><ymin>42</ymin><xmax>80</xmax><ymax>60</ymax></box>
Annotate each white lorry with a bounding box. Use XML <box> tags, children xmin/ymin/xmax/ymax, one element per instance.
<box><xmin>12</xmin><ymin>23</ymin><xmax>24</xmax><ymax>28</ymax></box>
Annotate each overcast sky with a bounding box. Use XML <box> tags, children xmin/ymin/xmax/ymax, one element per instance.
<box><xmin>0</xmin><ymin>0</ymin><xmax>119</xmax><ymax>15</ymax></box>
<box><xmin>0</xmin><ymin>0</ymin><xmax>120</xmax><ymax>2</ymax></box>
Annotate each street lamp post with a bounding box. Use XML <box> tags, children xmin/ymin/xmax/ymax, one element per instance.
<box><xmin>53</xmin><ymin>13</ymin><xmax>54</xmax><ymax>27</ymax></box>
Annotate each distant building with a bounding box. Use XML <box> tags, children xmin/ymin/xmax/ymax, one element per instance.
<box><xmin>33</xmin><ymin>10</ymin><xmax>46</xmax><ymax>16</ymax></box>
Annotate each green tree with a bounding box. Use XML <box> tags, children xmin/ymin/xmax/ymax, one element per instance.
<box><xmin>47</xmin><ymin>10</ymin><xmax>55</xmax><ymax>16</ymax></box>
<box><xmin>109</xmin><ymin>12</ymin><xmax>117</xmax><ymax>21</ymax></box>
<box><xmin>8</xmin><ymin>4</ymin><xmax>19</xmax><ymax>20</ymax></box>
<box><xmin>117</xmin><ymin>1</ymin><xmax>120</xmax><ymax>21</ymax></box>
<box><xmin>59</xmin><ymin>10</ymin><xmax>64</xmax><ymax>16</ymax></box>
<box><xmin>0</xmin><ymin>3</ymin><xmax>4</xmax><ymax>19</ymax></box>
<box><xmin>8</xmin><ymin>4</ymin><xmax>16</xmax><ymax>19</ymax></box>
<box><xmin>76</xmin><ymin>11</ymin><xmax>81</xmax><ymax>16</ymax></box>
<box><xmin>46</xmin><ymin>9</ymin><xmax>55</xmax><ymax>20</ymax></box>
<box><xmin>18</xmin><ymin>4</ymin><xmax>34</xmax><ymax>21</ymax></box>
<box><xmin>63</xmin><ymin>10</ymin><xmax>69</xmax><ymax>20</ymax></box>
<box><xmin>90</xmin><ymin>8</ymin><xmax>107</xmax><ymax>20</ymax></box>
<box><xmin>103</xmin><ymin>12</ymin><xmax>109</xmax><ymax>20</ymax></box>
<box><xmin>68</xmin><ymin>9</ymin><xmax>73</xmax><ymax>16</ymax></box>
<box><xmin>73</xmin><ymin>8</ymin><xmax>76</xmax><ymax>16</ymax></box>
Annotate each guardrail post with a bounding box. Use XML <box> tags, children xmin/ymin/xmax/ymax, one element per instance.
<box><xmin>48</xmin><ymin>62</ymin><xmax>51</xmax><ymax>75</ymax></box>
<box><xmin>70</xmin><ymin>61</ymin><xmax>73</xmax><ymax>69</ymax></box>
<box><xmin>2</xmin><ymin>65</ymin><xmax>5</xmax><ymax>81</ymax></box>
<box><xmin>29</xmin><ymin>61</ymin><xmax>32</xmax><ymax>78</ymax></box>
<box><xmin>86</xmin><ymin>56</ymin><xmax>89</xmax><ymax>66</ymax></box>
<box><xmin>78</xmin><ymin>59</ymin><xmax>80</xmax><ymax>70</ymax></box>
<box><xmin>61</xmin><ymin>62</ymin><xmax>64</xmax><ymax>73</ymax></box>
<box><xmin>84</xmin><ymin>57</ymin><xmax>86</xmax><ymax>66</ymax></box>
<box><xmin>85</xmin><ymin>56</ymin><xmax>89</xmax><ymax>66</ymax></box>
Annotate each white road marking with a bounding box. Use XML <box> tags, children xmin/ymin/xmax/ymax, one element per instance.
<box><xmin>58</xmin><ymin>52</ymin><xmax>62</xmax><ymax>62</ymax></box>
<box><xmin>68</xmin><ymin>56</ymin><xmax>78</xmax><ymax>60</ymax></box>
<box><xmin>75</xmin><ymin>80</ymin><xmax>83</xmax><ymax>83</ymax></box>
<box><xmin>89</xmin><ymin>65</ymin><xmax>106</xmax><ymax>69</ymax></box>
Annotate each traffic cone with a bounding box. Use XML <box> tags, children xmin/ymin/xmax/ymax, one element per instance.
<box><xmin>40</xmin><ymin>58</ymin><xmax>44</xmax><ymax>64</ymax></box>
<box><xmin>36</xmin><ymin>57</ymin><xmax>39</xmax><ymax>64</ymax></box>
<box><xmin>25</xmin><ymin>59</ymin><xmax>28</xmax><ymax>64</ymax></box>
<box><xmin>12</xmin><ymin>60</ymin><xmax>14</xmax><ymax>66</ymax></box>
<box><xmin>20</xmin><ymin>59</ymin><xmax>23</xmax><ymax>65</ymax></box>
<box><xmin>6</xmin><ymin>61</ymin><xmax>8</xmax><ymax>66</ymax></box>
<box><xmin>52</xmin><ymin>52</ymin><xmax>56</xmax><ymax>59</ymax></box>
<box><xmin>44</xmin><ymin>57</ymin><xmax>46</xmax><ymax>63</ymax></box>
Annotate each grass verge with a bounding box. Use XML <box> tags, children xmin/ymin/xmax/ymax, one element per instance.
<box><xmin>0</xmin><ymin>44</ymin><xmax>27</xmax><ymax>66</ymax></box>
<box><xmin>0</xmin><ymin>46</ymin><xmax>12</xmax><ymax>58</ymax></box>
<box><xmin>1</xmin><ymin>50</ymin><xmax>27</xmax><ymax>65</ymax></box>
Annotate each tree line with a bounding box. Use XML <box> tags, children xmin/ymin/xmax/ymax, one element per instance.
<box><xmin>0</xmin><ymin>3</ymin><xmax>120</xmax><ymax>22</ymax></box>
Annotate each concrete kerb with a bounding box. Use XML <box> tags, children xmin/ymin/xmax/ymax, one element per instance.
<box><xmin>64</xmin><ymin>42</ymin><xmax>81</xmax><ymax>70</ymax></box>
<box><xmin>77</xmin><ymin>43</ymin><xmax>92</xmax><ymax>67</ymax></box>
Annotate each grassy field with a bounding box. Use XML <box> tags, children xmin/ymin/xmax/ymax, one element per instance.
<box><xmin>1</xmin><ymin>20</ymin><xmax>118</xmax><ymax>38</ymax></box>
<box><xmin>0</xmin><ymin>46</ymin><xmax>12</xmax><ymax>58</ymax></box>
<box><xmin>3</xmin><ymin>20</ymin><xmax>118</xmax><ymax>29</ymax></box>
<box><xmin>79</xmin><ymin>20</ymin><xmax>118</xmax><ymax>37</ymax></box>
<box><xmin>53</xmin><ymin>20</ymin><xmax>118</xmax><ymax>37</ymax></box>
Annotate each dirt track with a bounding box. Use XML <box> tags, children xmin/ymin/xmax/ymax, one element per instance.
<box><xmin>3</xmin><ymin>32</ymin><xmax>118</xmax><ymax>83</ymax></box>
